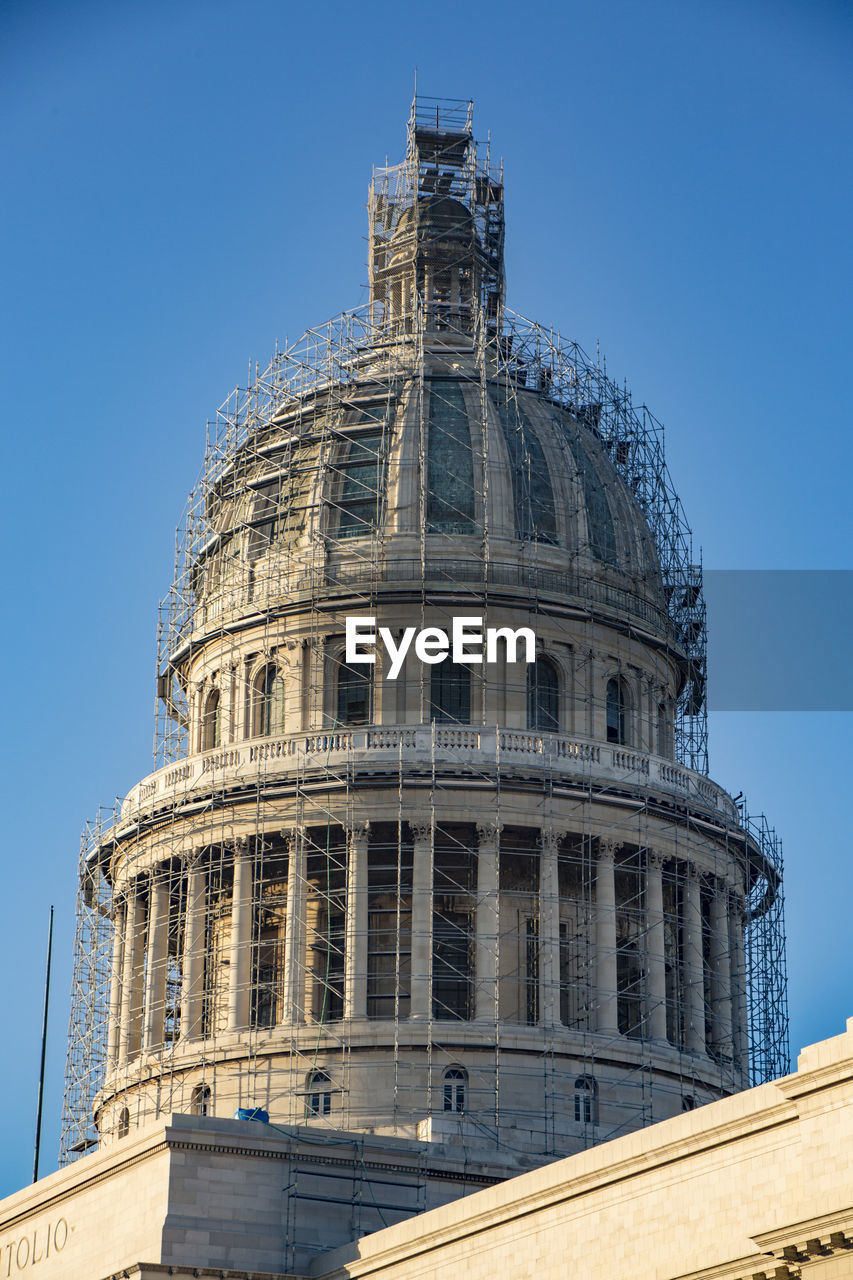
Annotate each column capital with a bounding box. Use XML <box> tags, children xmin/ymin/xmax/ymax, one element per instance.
<box><xmin>280</xmin><ymin>827</ymin><xmax>299</xmax><ymax>849</ymax></box>
<box><xmin>647</xmin><ymin>849</ymin><xmax>667</xmax><ymax>870</ymax></box>
<box><xmin>598</xmin><ymin>837</ymin><xmax>619</xmax><ymax>863</ymax></box>
<box><xmin>348</xmin><ymin>820</ymin><xmax>371</xmax><ymax>841</ymax></box>
<box><xmin>683</xmin><ymin>857</ymin><xmax>699</xmax><ymax>879</ymax></box>
<box><xmin>409</xmin><ymin>818</ymin><xmax>433</xmax><ymax>842</ymax></box>
<box><xmin>476</xmin><ymin>821</ymin><xmax>501</xmax><ymax>844</ymax></box>
<box><xmin>541</xmin><ymin>828</ymin><xmax>568</xmax><ymax>853</ymax></box>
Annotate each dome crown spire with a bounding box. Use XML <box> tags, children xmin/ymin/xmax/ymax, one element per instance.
<box><xmin>368</xmin><ymin>96</ymin><xmax>505</xmax><ymax>335</ymax></box>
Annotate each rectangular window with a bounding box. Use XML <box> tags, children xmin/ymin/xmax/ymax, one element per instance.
<box><xmin>498</xmin><ymin>833</ymin><xmax>540</xmax><ymax>1024</ymax></box>
<box><xmin>306</xmin><ymin>831</ymin><xmax>347</xmax><ymax>1023</ymax></box>
<box><xmin>616</xmin><ymin>853</ymin><xmax>645</xmax><ymax>1039</ymax></box>
<box><xmin>432</xmin><ymin>831</ymin><xmax>475</xmax><ymax>1021</ymax></box>
<box><xmin>335</xmin><ymin>431</ymin><xmax>384</xmax><ymax>538</ymax></box>
<box><xmin>429</xmin><ymin>662</ymin><xmax>471</xmax><ymax>724</ymax></box>
<box><xmin>426</xmin><ymin>380</ymin><xmax>475</xmax><ymax>534</ymax></box>
<box><xmin>525</xmin><ymin>918</ymin><xmax>539</xmax><ymax>1025</ymax></box>
<box><xmin>367</xmin><ymin>825</ymin><xmax>413</xmax><ymax>1019</ymax></box>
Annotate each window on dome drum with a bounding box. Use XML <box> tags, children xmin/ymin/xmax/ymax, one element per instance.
<box><xmin>616</xmin><ymin>853</ymin><xmax>645</xmax><ymax>1039</ymax></box>
<box><xmin>201</xmin><ymin>688</ymin><xmax>221</xmax><ymax>751</ymax></box>
<box><xmin>117</xmin><ymin>1107</ymin><xmax>130</xmax><ymax>1139</ymax></box>
<box><xmin>606</xmin><ymin>677</ymin><xmax>628</xmax><ymax>745</ymax></box>
<box><xmin>337</xmin><ymin>659</ymin><xmax>372</xmax><ymax>725</ymax></box>
<box><xmin>574</xmin><ymin>1076</ymin><xmax>598</xmax><ymax>1125</ymax></box>
<box><xmin>498</xmin><ymin>833</ymin><xmax>540</xmax><ymax>1025</ymax></box>
<box><xmin>429</xmin><ymin>662</ymin><xmax>471</xmax><ymax>724</ymax></box>
<box><xmin>662</xmin><ymin>864</ymin><xmax>685</xmax><ymax>1048</ymax></box>
<box><xmin>443</xmin><ymin>1066</ymin><xmax>467</xmax><ymax>1113</ymax></box>
<box><xmin>367</xmin><ymin>825</ymin><xmax>413</xmax><ymax>1019</ymax></box>
<box><xmin>527</xmin><ymin>657</ymin><xmax>560</xmax><ymax>732</ymax></box>
<box><xmin>307</xmin><ymin>830</ymin><xmax>347</xmax><ymax>1023</ymax></box>
<box><xmin>247</xmin><ymin>477</ymin><xmax>280</xmax><ymax>558</ymax></box>
<box><xmin>432</xmin><ymin>832</ymin><xmax>475</xmax><ymax>1021</ymax></box>
<box><xmin>557</xmin><ymin>415</ymin><xmax>619</xmax><ymax>566</ymax></box>
<box><xmin>682</xmin><ymin>1095</ymin><xmax>698</xmax><ymax>1112</ymax></box>
<box><xmin>333</xmin><ymin>415</ymin><xmax>387</xmax><ymax>538</ymax></box>
<box><xmin>190</xmin><ymin>1084</ymin><xmax>211</xmax><ymax>1117</ymax></box>
<box><xmin>252</xmin><ymin>664</ymin><xmax>286</xmax><ymax>737</ymax></box>
<box><xmin>557</xmin><ymin>837</ymin><xmax>593</xmax><ymax>1030</ymax></box>
<box><xmin>493</xmin><ymin>391</ymin><xmax>558</xmax><ymax>543</ymax></box>
<box><xmin>246</xmin><ymin>440</ymin><xmax>320</xmax><ymax>559</ymax></box>
<box><xmin>426</xmin><ymin>380</ymin><xmax>475</xmax><ymax>534</ymax></box>
<box><xmin>306</xmin><ymin>1070</ymin><xmax>332</xmax><ymax>1117</ymax></box>
<box><xmin>164</xmin><ymin>948</ymin><xmax>182</xmax><ymax>1044</ymax></box>
<box><xmin>251</xmin><ymin>859</ymin><xmax>287</xmax><ymax>1029</ymax></box>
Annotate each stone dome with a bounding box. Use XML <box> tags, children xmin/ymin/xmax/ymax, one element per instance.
<box><xmin>191</xmin><ymin>358</ymin><xmax>670</xmax><ymax>646</ymax></box>
<box><xmin>62</xmin><ymin>100</ymin><xmax>786</xmax><ymax>1177</ymax></box>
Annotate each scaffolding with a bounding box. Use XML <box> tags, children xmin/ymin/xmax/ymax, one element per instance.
<box><xmin>60</xmin><ymin>97</ymin><xmax>787</xmax><ymax>1196</ymax></box>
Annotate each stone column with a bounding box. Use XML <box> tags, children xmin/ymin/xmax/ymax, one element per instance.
<box><xmin>645</xmin><ymin>852</ymin><xmax>668</xmax><ymax>1042</ymax></box>
<box><xmin>181</xmin><ymin>856</ymin><xmax>207</xmax><ymax>1040</ymax></box>
<box><xmin>539</xmin><ymin>830</ymin><xmax>561</xmax><ymax>1026</ymax></box>
<box><xmin>119</xmin><ymin>883</ymin><xmax>145</xmax><ymax>1064</ymax></box>
<box><xmin>282</xmin><ymin>829</ymin><xmax>305</xmax><ymax>1024</ymax></box>
<box><xmin>227</xmin><ymin>841</ymin><xmax>252</xmax><ymax>1032</ymax></box>
<box><xmin>729</xmin><ymin>891</ymin><xmax>749</xmax><ymax>1078</ymax></box>
<box><xmin>409</xmin><ymin>820</ymin><xmax>433</xmax><ymax>1019</ymax></box>
<box><xmin>709</xmin><ymin>879</ymin><xmax>733</xmax><ymax>1059</ymax></box>
<box><xmin>106</xmin><ymin>899</ymin><xmax>126</xmax><ymax>1070</ymax></box>
<box><xmin>190</xmin><ymin>682</ymin><xmax>204</xmax><ymax>754</ymax></box>
<box><xmin>474</xmin><ymin>822</ymin><xmax>500</xmax><ymax>1022</ymax></box>
<box><xmin>142</xmin><ymin>872</ymin><xmax>170</xmax><ymax>1050</ymax></box>
<box><xmin>684</xmin><ymin>861</ymin><xmax>706</xmax><ymax>1056</ymax></box>
<box><xmin>344</xmin><ymin>822</ymin><xmax>370</xmax><ymax>1020</ymax></box>
<box><xmin>595</xmin><ymin>839</ymin><xmax>619</xmax><ymax>1036</ymax></box>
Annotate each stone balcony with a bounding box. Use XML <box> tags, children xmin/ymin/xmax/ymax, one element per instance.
<box><xmin>119</xmin><ymin>726</ymin><xmax>738</xmax><ymax>827</ymax></box>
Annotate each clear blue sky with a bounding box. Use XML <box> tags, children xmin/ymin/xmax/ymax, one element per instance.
<box><xmin>1</xmin><ymin>0</ymin><xmax>850</xmax><ymax>1197</ymax></box>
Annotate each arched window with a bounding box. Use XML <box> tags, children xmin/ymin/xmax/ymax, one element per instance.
<box><xmin>429</xmin><ymin>663</ymin><xmax>471</xmax><ymax>724</ymax></box>
<box><xmin>306</xmin><ymin>1069</ymin><xmax>332</xmax><ymax>1117</ymax></box>
<box><xmin>191</xmin><ymin>1084</ymin><xmax>211</xmax><ymax>1117</ymax></box>
<box><xmin>201</xmin><ymin>688</ymin><xmax>221</xmax><ymax>751</ymax></box>
<box><xmin>574</xmin><ymin>1075</ymin><xmax>597</xmax><ymax>1124</ymax></box>
<box><xmin>527</xmin><ymin>657</ymin><xmax>560</xmax><ymax>731</ymax></box>
<box><xmin>443</xmin><ymin>1066</ymin><xmax>467</xmax><ymax>1113</ymax></box>
<box><xmin>252</xmin><ymin>664</ymin><xmax>286</xmax><ymax>737</ymax></box>
<box><xmin>606</xmin><ymin>677</ymin><xmax>628</xmax><ymax>745</ymax></box>
<box><xmin>337</xmin><ymin>660</ymin><xmax>372</xmax><ymax>725</ymax></box>
<box><xmin>117</xmin><ymin>1106</ymin><xmax>130</xmax><ymax>1139</ymax></box>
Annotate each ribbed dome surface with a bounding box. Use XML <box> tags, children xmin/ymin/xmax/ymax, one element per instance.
<box><xmin>192</xmin><ymin>360</ymin><xmax>667</xmax><ymax>639</ymax></box>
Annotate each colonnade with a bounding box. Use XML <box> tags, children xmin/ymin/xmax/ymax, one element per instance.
<box><xmin>105</xmin><ymin>825</ymin><xmax>747</xmax><ymax>1075</ymax></box>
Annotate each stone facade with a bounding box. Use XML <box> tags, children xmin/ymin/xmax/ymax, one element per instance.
<box><xmin>4</xmin><ymin>1021</ymin><xmax>852</xmax><ymax>1279</ymax></box>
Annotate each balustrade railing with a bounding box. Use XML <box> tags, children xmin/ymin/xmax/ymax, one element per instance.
<box><xmin>122</xmin><ymin>724</ymin><xmax>736</xmax><ymax>823</ymax></box>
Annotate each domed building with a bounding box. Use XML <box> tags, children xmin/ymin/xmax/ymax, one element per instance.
<box><xmin>60</xmin><ymin>98</ymin><xmax>786</xmax><ymax>1227</ymax></box>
